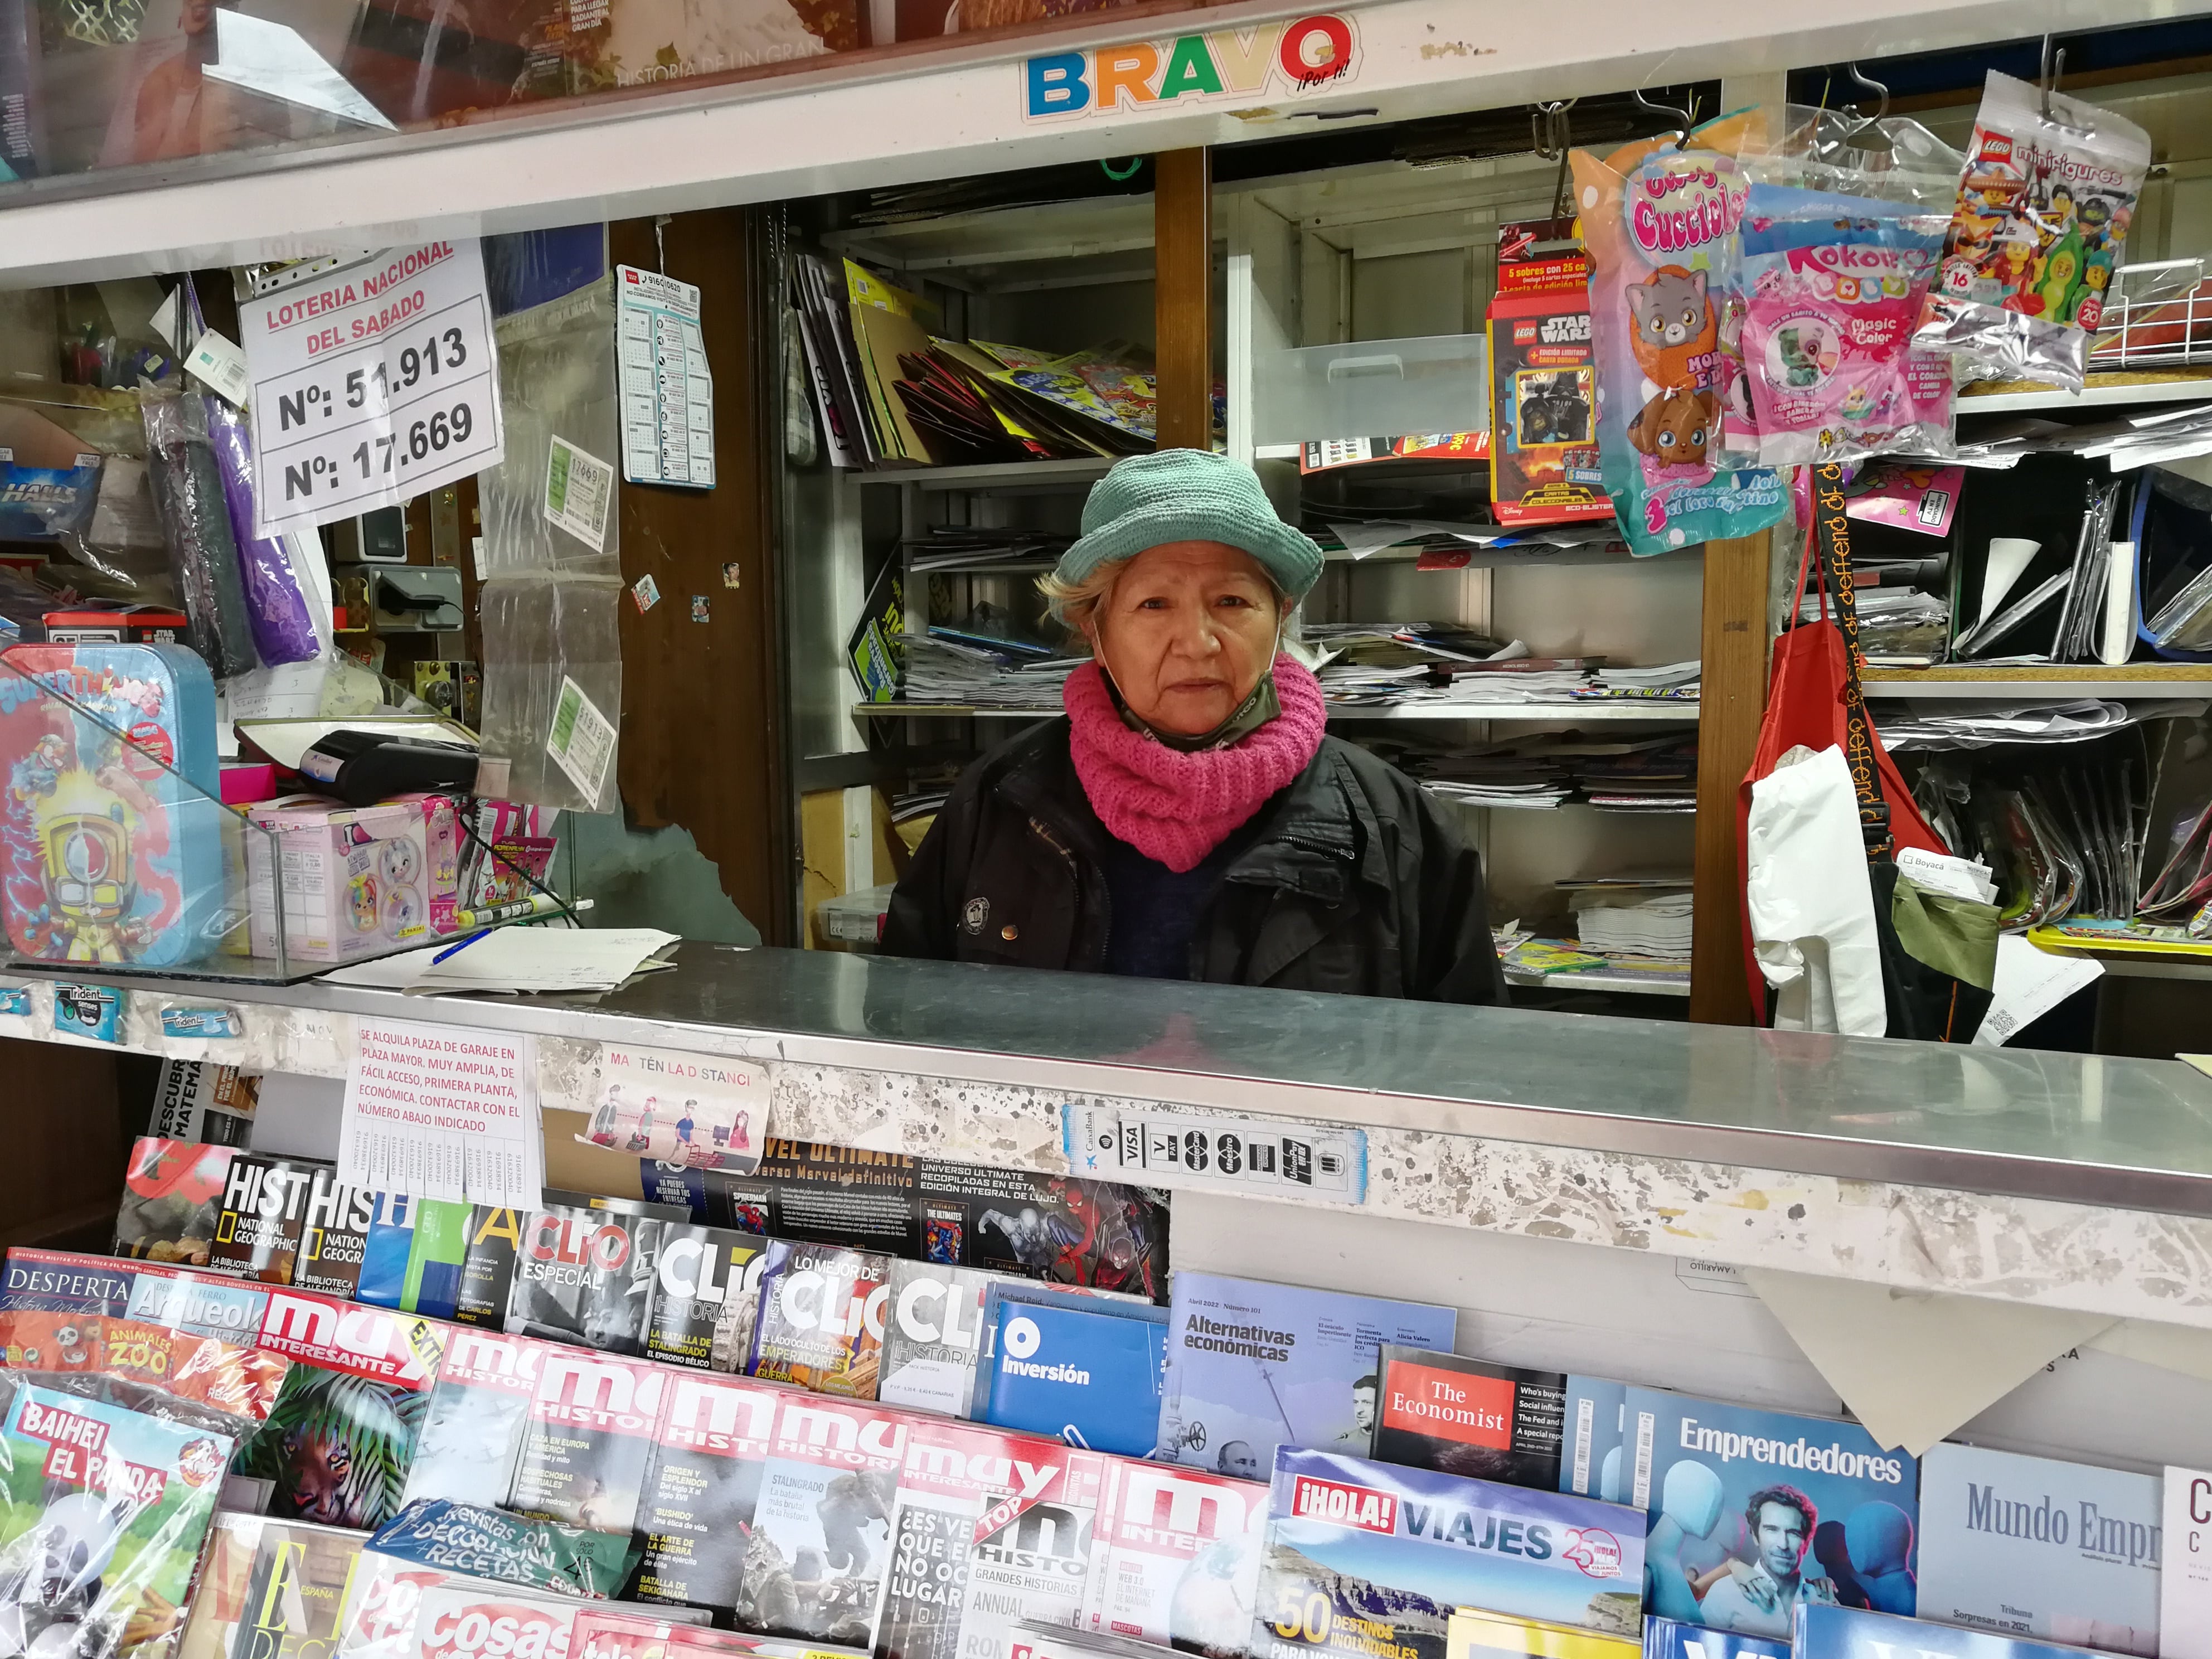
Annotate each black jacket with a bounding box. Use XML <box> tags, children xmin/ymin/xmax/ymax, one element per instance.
<box><xmin>880</xmin><ymin>719</ymin><xmax>1507</xmax><ymax>1005</ymax></box>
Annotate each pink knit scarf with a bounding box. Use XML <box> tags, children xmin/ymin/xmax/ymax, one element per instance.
<box><xmin>1064</xmin><ymin>655</ymin><xmax>1327</xmax><ymax>872</ymax></box>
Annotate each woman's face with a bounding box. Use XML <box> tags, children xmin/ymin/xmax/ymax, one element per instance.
<box><xmin>1086</xmin><ymin>540</ymin><xmax>1282</xmax><ymax>736</ymax></box>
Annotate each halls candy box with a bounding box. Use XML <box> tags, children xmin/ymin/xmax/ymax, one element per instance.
<box><xmin>0</xmin><ymin>642</ymin><xmax>222</xmax><ymax>967</ymax></box>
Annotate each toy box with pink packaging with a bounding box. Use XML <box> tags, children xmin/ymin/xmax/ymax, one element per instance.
<box><xmin>242</xmin><ymin>792</ymin><xmax>460</xmax><ymax>962</ymax></box>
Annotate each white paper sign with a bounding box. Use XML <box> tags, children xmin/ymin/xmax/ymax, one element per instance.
<box><xmin>242</xmin><ymin>240</ymin><xmax>505</xmax><ymax>537</ymax></box>
<box><xmin>615</xmin><ymin>265</ymin><xmax>714</xmax><ymax>489</ymax></box>
<box><xmin>579</xmin><ymin>1043</ymin><xmax>765</xmax><ymax>1173</ymax></box>
<box><xmin>544</xmin><ymin>434</ymin><xmax>614</xmax><ymax>550</ymax></box>
<box><xmin>340</xmin><ymin>1017</ymin><xmax>542</xmax><ymax>1205</ymax></box>
<box><xmin>1063</xmin><ymin>1102</ymin><xmax>1366</xmax><ymax>1202</ymax></box>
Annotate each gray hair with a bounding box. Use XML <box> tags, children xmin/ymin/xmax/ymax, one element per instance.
<box><xmin>1036</xmin><ymin>556</ymin><xmax>1294</xmax><ymax>655</ymax></box>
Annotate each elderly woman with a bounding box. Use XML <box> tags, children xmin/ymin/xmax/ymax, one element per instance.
<box><xmin>881</xmin><ymin>450</ymin><xmax>1505</xmax><ymax>1003</ymax></box>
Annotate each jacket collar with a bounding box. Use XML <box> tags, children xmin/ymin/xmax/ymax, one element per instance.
<box><xmin>991</xmin><ymin>721</ymin><xmax>1388</xmax><ymax>899</ymax></box>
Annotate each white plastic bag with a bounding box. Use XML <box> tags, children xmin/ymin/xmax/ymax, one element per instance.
<box><xmin>1746</xmin><ymin>744</ymin><xmax>1887</xmax><ymax>1036</ymax></box>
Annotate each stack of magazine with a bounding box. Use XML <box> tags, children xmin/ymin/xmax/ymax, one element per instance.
<box><xmin>792</xmin><ymin>253</ymin><xmax>1159</xmax><ymax>469</ymax></box>
<box><xmin>26</xmin><ymin>1119</ymin><xmax>2212</xmax><ymax>1659</ymax></box>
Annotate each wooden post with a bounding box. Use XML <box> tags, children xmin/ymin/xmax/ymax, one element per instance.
<box><xmin>1154</xmin><ymin>148</ymin><xmax>1213</xmax><ymax>450</ymax></box>
<box><xmin>1688</xmin><ymin>530</ymin><xmax>1773</xmax><ymax>1026</ymax></box>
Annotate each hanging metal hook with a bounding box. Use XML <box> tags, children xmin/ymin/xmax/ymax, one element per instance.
<box><xmin>2040</xmin><ymin>33</ymin><xmax>2067</xmax><ymax>121</ymax></box>
<box><xmin>1530</xmin><ymin>98</ymin><xmax>1577</xmax><ymax>160</ymax></box>
<box><xmin>1845</xmin><ymin>64</ymin><xmax>1889</xmax><ymax>123</ymax></box>
<box><xmin>1633</xmin><ymin>85</ymin><xmax>1696</xmax><ymax>149</ymax></box>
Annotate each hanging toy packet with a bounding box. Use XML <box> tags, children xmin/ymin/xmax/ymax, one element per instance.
<box><xmin>1572</xmin><ymin>120</ymin><xmax>1791</xmax><ymax>556</ymax></box>
<box><xmin>1915</xmin><ymin>70</ymin><xmax>2151</xmax><ymax>391</ymax></box>
<box><xmin>1737</xmin><ymin>185</ymin><xmax>1952</xmax><ymax>464</ymax></box>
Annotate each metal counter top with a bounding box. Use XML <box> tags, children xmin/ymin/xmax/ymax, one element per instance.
<box><xmin>32</xmin><ymin>944</ymin><xmax>2212</xmax><ymax>1219</ymax></box>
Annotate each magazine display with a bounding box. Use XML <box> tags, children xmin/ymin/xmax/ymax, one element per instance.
<box><xmin>955</xmin><ymin>1430</ymin><xmax>1106</xmax><ymax>1659</ymax></box>
<box><xmin>115</xmin><ymin>1136</ymin><xmax>236</xmax><ymax>1264</ymax></box>
<box><xmin>1157</xmin><ymin>1274</ymin><xmax>1456</xmax><ymax>1472</ymax></box>
<box><xmin>151</xmin><ymin>1061</ymin><xmax>259</xmax><ymax>1147</ymax></box>
<box><xmin>1079</xmin><ymin>1459</ymin><xmax>1267</xmax><ymax>1657</ymax></box>
<box><xmin>1445</xmin><ymin>1608</ymin><xmax>1639</xmax><ymax>1659</ymax></box>
<box><xmin>635</xmin><ymin>1373</ymin><xmax>785</xmax><ymax>1617</ymax></box>
<box><xmin>174</xmin><ymin>1515</ymin><xmax>367</xmax><ymax>1659</ymax></box>
<box><xmin>511</xmin><ymin>1350</ymin><xmax>672</xmax><ymax>1534</ymax></box>
<box><xmin>293</xmin><ymin>1169</ymin><xmax>381</xmax><ymax>1299</ymax></box>
<box><xmin>402</xmin><ymin>1328</ymin><xmax>549</xmax><ymax>1512</ymax></box>
<box><xmin>736</xmin><ymin>1394</ymin><xmax>909</xmax><ymax>1646</ymax></box>
<box><xmin>1255</xmin><ymin>1448</ymin><xmax>1646</xmax><ymax>1656</ymax></box>
<box><xmin>0</xmin><ymin>1246</ymin><xmax>443</xmax><ymax>1532</ymax></box>
<box><xmin>878</xmin><ymin>1263</ymin><xmax>996</xmax><ymax>1417</ymax></box>
<box><xmin>1371</xmin><ymin>1348</ymin><xmax>1566</xmax><ymax>1490</ymax></box>
<box><xmin>0</xmin><ymin>1369</ymin><xmax>238</xmax><ymax>1659</ymax></box>
<box><xmin>210</xmin><ymin>1155</ymin><xmax>333</xmax><ymax>1283</ymax></box>
<box><xmin>1639</xmin><ymin>1617</ymin><xmax>1789</xmax><ymax>1659</ymax></box>
<box><xmin>1561</xmin><ymin>1379</ymin><xmax>1629</xmax><ymax>1505</ymax></box>
<box><xmin>1793</xmin><ymin>1603</ymin><xmax>2119</xmax><ymax>1657</ymax></box>
<box><xmin>506</xmin><ymin>1204</ymin><xmax>671</xmax><ymax>1356</ymax></box>
<box><xmin>1611</xmin><ymin>1387</ymin><xmax>1919</xmax><ymax>1637</ymax></box>
<box><xmin>2164</xmin><ymin>1464</ymin><xmax>2212</xmax><ymax>1659</ymax></box>
<box><xmin>646</xmin><ymin>1226</ymin><xmax>778</xmax><ymax>1372</ymax></box>
<box><xmin>748</xmin><ymin>1242</ymin><xmax>892</xmax><ymax>1398</ymax></box>
<box><xmin>976</xmin><ymin>1292</ymin><xmax>1166</xmax><ymax>1458</ymax></box>
<box><xmin>456</xmin><ymin>1206</ymin><xmax>532</xmax><ymax>1328</ymax></box>
<box><xmin>705</xmin><ymin>1147</ymin><xmax>1167</xmax><ymax>1300</ymax></box>
<box><xmin>1917</xmin><ymin>1442</ymin><xmax>2158</xmax><ymax>1654</ymax></box>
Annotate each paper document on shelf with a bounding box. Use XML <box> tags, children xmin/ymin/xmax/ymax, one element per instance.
<box><xmin>1975</xmin><ymin>933</ymin><xmax>2104</xmax><ymax>1045</ymax></box>
<box><xmin>340</xmin><ymin>1017</ymin><xmax>541</xmax><ymax>1205</ymax></box>
<box><xmin>319</xmin><ymin>928</ymin><xmax>680</xmax><ymax>995</ymax></box>
<box><xmin>1330</xmin><ymin>519</ymin><xmax>1505</xmax><ymax>559</ymax></box>
<box><xmin>1740</xmin><ymin>1267</ymin><xmax>2115</xmax><ymax>1456</ymax></box>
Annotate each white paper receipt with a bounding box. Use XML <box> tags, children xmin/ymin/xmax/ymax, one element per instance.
<box><xmin>546</xmin><ymin>673</ymin><xmax>617</xmax><ymax>801</ymax></box>
<box><xmin>340</xmin><ymin>1017</ymin><xmax>542</xmax><ymax>1206</ymax></box>
<box><xmin>544</xmin><ymin>434</ymin><xmax>614</xmax><ymax>551</ymax></box>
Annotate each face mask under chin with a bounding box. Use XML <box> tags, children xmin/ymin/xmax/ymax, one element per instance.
<box><xmin>1102</xmin><ymin>659</ymin><xmax>1283</xmax><ymax>752</ymax></box>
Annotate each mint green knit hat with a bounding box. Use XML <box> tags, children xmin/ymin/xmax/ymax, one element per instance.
<box><xmin>1058</xmin><ymin>450</ymin><xmax>1323</xmax><ymax>600</ymax></box>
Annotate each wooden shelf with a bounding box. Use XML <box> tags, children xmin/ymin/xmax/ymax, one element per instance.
<box><xmin>1864</xmin><ymin>664</ymin><xmax>2212</xmax><ymax>698</ymax></box>
<box><xmin>1956</xmin><ymin>370</ymin><xmax>2212</xmax><ymax>414</ymax></box>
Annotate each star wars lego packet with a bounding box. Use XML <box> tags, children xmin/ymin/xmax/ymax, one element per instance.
<box><xmin>1569</xmin><ymin>116</ymin><xmax>1792</xmax><ymax>557</ymax></box>
<box><xmin>1915</xmin><ymin>70</ymin><xmax>2151</xmax><ymax>392</ymax></box>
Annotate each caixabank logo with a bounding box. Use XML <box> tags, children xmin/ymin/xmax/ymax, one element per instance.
<box><xmin>1022</xmin><ymin>14</ymin><xmax>1361</xmax><ymax>121</ymax></box>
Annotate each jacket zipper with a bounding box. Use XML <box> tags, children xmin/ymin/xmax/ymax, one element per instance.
<box><xmin>1029</xmin><ymin>816</ymin><xmax>1109</xmax><ymax>961</ymax></box>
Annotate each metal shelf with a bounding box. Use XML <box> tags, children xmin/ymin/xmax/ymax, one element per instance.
<box><xmin>1506</xmin><ymin>967</ymin><xmax>1691</xmax><ymax>997</ymax></box>
<box><xmin>1864</xmin><ymin>665</ymin><xmax>2212</xmax><ymax>699</ymax></box>
<box><xmin>1956</xmin><ymin>371</ymin><xmax>2212</xmax><ymax>415</ymax></box>
<box><xmin>845</xmin><ymin>457</ymin><xmax>1115</xmax><ymax>492</ymax></box>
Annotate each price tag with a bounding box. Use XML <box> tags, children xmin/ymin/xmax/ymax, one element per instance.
<box><xmin>1062</xmin><ymin>1102</ymin><xmax>1366</xmax><ymax>1203</ymax></box>
<box><xmin>241</xmin><ymin>240</ymin><xmax>505</xmax><ymax>538</ymax></box>
<box><xmin>183</xmin><ymin>329</ymin><xmax>251</xmax><ymax>405</ymax></box>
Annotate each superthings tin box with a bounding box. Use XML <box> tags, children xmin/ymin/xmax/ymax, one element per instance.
<box><xmin>0</xmin><ymin>642</ymin><xmax>223</xmax><ymax>967</ymax></box>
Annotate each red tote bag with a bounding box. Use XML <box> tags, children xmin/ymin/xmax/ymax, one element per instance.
<box><xmin>1737</xmin><ymin>478</ymin><xmax>1947</xmax><ymax>1021</ymax></box>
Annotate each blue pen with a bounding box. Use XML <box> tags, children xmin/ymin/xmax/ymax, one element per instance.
<box><xmin>430</xmin><ymin>929</ymin><xmax>490</xmax><ymax>966</ymax></box>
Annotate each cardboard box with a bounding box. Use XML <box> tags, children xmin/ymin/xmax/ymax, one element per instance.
<box><xmin>243</xmin><ymin>792</ymin><xmax>460</xmax><ymax>962</ymax></box>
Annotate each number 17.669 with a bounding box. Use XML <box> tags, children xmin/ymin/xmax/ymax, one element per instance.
<box><xmin>350</xmin><ymin>402</ymin><xmax>479</xmax><ymax>476</ymax></box>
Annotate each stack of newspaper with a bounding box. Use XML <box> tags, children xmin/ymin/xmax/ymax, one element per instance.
<box><xmin>1565</xmin><ymin>878</ymin><xmax>1695</xmax><ymax>961</ymax></box>
<box><xmin>901</xmin><ymin>633</ymin><xmax>1080</xmax><ymax>709</ymax></box>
